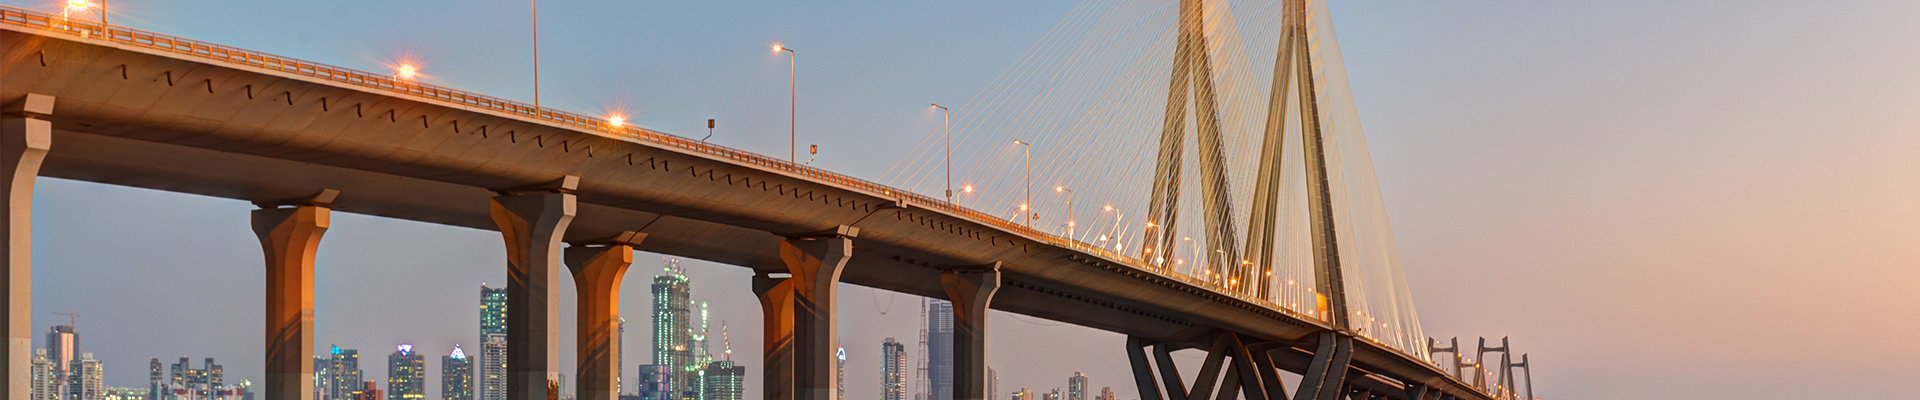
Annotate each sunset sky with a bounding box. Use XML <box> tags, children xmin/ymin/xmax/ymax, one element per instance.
<box><xmin>8</xmin><ymin>1</ymin><xmax>1920</xmax><ymax>399</ymax></box>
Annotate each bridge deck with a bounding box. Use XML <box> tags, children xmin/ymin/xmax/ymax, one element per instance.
<box><xmin>0</xmin><ymin>6</ymin><xmax>1492</xmax><ymax>400</ymax></box>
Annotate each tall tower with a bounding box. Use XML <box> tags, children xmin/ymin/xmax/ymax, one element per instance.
<box><xmin>149</xmin><ymin>358</ymin><xmax>163</xmax><ymax>400</ymax></box>
<box><xmin>880</xmin><ymin>339</ymin><xmax>906</xmax><ymax>400</ymax></box>
<box><xmin>1065</xmin><ymin>373</ymin><xmax>1086</xmax><ymax>400</ymax></box>
<box><xmin>388</xmin><ymin>345</ymin><xmax>426</xmax><ymax>400</ymax></box>
<box><xmin>69</xmin><ymin>353</ymin><xmax>103</xmax><ymax>400</ymax></box>
<box><xmin>30</xmin><ymin>349</ymin><xmax>55</xmax><ymax>400</ymax></box>
<box><xmin>479</xmin><ymin>336</ymin><xmax>507</xmax><ymax>400</ymax></box>
<box><xmin>925</xmin><ymin>300</ymin><xmax>954</xmax><ymax>400</ymax></box>
<box><xmin>834</xmin><ymin>348</ymin><xmax>846</xmax><ymax>400</ymax></box>
<box><xmin>442</xmin><ymin>346</ymin><xmax>474</xmax><ymax>400</ymax></box>
<box><xmin>650</xmin><ymin>259</ymin><xmax>692</xmax><ymax>400</ymax></box>
<box><xmin>46</xmin><ymin>325</ymin><xmax>78</xmax><ymax>400</ymax></box>
<box><xmin>328</xmin><ymin>347</ymin><xmax>363</xmax><ymax>400</ymax></box>
<box><xmin>479</xmin><ymin>285</ymin><xmax>509</xmax><ymax>343</ymax></box>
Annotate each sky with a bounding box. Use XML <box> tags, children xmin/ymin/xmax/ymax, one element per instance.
<box><xmin>8</xmin><ymin>1</ymin><xmax>1920</xmax><ymax>400</ymax></box>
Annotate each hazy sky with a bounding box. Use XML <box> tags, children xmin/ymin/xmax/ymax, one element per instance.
<box><xmin>8</xmin><ymin>1</ymin><xmax>1920</xmax><ymax>400</ymax></box>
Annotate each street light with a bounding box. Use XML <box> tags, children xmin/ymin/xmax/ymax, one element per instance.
<box><xmin>932</xmin><ymin>103</ymin><xmax>952</xmax><ymax>203</ymax></box>
<box><xmin>774</xmin><ymin>44</ymin><xmax>797</xmax><ymax>162</ymax></box>
<box><xmin>1012</xmin><ymin>140</ymin><xmax>1032</xmax><ymax>228</ymax></box>
<box><xmin>1055</xmin><ymin>186</ymin><xmax>1073</xmax><ymax>238</ymax></box>
<box><xmin>531</xmin><ymin>0</ymin><xmax>541</xmax><ymax>108</ymax></box>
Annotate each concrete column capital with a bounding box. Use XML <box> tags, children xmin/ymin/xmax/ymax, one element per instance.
<box><xmin>253</xmin><ymin>205</ymin><xmax>329</xmax><ymax>400</ymax></box>
<box><xmin>490</xmin><ymin>193</ymin><xmax>575</xmax><ymax>400</ymax></box>
<box><xmin>0</xmin><ymin>93</ymin><xmax>52</xmax><ymax>400</ymax></box>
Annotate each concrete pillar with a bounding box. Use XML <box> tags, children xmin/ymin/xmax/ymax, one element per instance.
<box><xmin>1</xmin><ymin>94</ymin><xmax>52</xmax><ymax>400</ymax></box>
<box><xmin>563</xmin><ymin>232</ymin><xmax>644</xmax><ymax>400</ymax></box>
<box><xmin>254</xmin><ymin>199</ymin><xmax>331</xmax><ymax>400</ymax></box>
<box><xmin>490</xmin><ymin>190</ymin><xmax>575</xmax><ymax>400</ymax></box>
<box><xmin>752</xmin><ymin>273</ymin><xmax>795</xmax><ymax>400</ymax></box>
<box><xmin>777</xmin><ymin>227</ymin><xmax>855</xmax><ymax>400</ymax></box>
<box><xmin>940</xmin><ymin>263</ymin><xmax>999</xmax><ymax>400</ymax></box>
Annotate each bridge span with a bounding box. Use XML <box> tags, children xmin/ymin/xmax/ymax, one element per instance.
<box><xmin>1</xmin><ymin>4</ymin><xmax>1518</xmax><ymax>400</ymax></box>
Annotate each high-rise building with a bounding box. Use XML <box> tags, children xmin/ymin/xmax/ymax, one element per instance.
<box><xmin>31</xmin><ymin>349</ymin><xmax>57</xmax><ymax>400</ymax></box>
<box><xmin>478</xmin><ymin>336</ymin><xmax>507</xmax><ymax>400</ymax></box>
<box><xmin>388</xmin><ymin>345</ymin><xmax>426</xmax><ymax>400</ymax></box>
<box><xmin>1066</xmin><ymin>373</ymin><xmax>1086</xmax><ymax>400</ymax></box>
<box><xmin>47</xmin><ymin>325</ymin><xmax>79</xmax><ymax>400</ymax></box>
<box><xmin>835</xmin><ymin>348</ymin><xmax>846</xmax><ymax>400</ymax></box>
<box><xmin>986</xmin><ymin>369</ymin><xmax>996</xmax><ymax>400</ymax></box>
<box><xmin>1042</xmin><ymin>389</ymin><xmax>1060</xmax><ymax>400</ymax></box>
<box><xmin>104</xmin><ymin>387</ymin><xmax>151</xmax><ymax>400</ymax></box>
<box><xmin>650</xmin><ymin>261</ymin><xmax>692</xmax><ymax>400</ymax></box>
<box><xmin>697</xmin><ymin>362</ymin><xmax>742</xmax><ymax>400</ymax></box>
<box><xmin>149</xmin><ymin>359</ymin><xmax>162</xmax><ymax>400</ymax></box>
<box><xmin>634</xmin><ymin>366</ymin><xmax>672</xmax><ymax>400</ymax></box>
<box><xmin>442</xmin><ymin>346</ymin><xmax>473</xmax><ymax>400</ymax></box>
<box><xmin>880</xmin><ymin>339</ymin><xmax>907</xmax><ymax>400</ymax></box>
<box><xmin>314</xmin><ymin>358</ymin><xmax>331</xmax><ymax>400</ymax></box>
<box><xmin>478</xmin><ymin>285</ymin><xmax>508</xmax><ymax>400</ymax></box>
<box><xmin>70</xmin><ymin>352</ymin><xmax>104</xmax><ymax>400</ymax></box>
<box><xmin>1094</xmin><ymin>387</ymin><xmax>1114</xmax><ymax>400</ymax></box>
<box><xmin>616</xmin><ymin>319</ymin><xmax>625</xmax><ymax>396</ymax></box>
<box><xmin>168</xmin><ymin>357</ymin><xmax>221</xmax><ymax>400</ymax></box>
<box><xmin>1010</xmin><ymin>388</ymin><xmax>1031</xmax><ymax>400</ymax></box>
<box><xmin>327</xmin><ymin>347</ymin><xmax>363</xmax><ymax>400</ymax></box>
<box><xmin>926</xmin><ymin>301</ymin><xmax>954</xmax><ymax>400</ymax></box>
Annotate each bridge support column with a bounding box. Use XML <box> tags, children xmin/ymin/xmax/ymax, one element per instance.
<box><xmin>941</xmin><ymin>262</ymin><xmax>1000</xmax><ymax>400</ymax></box>
<box><xmin>253</xmin><ymin>190</ymin><xmax>336</xmax><ymax>400</ymax></box>
<box><xmin>753</xmin><ymin>272</ymin><xmax>796</xmax><ymax>400</ymax></box>
<box><xmin>564</xmin><ymin>232</ymin><xmax>644</xmax><ymax>400</ymax></box>
<box><xmin>1</xmin><ymin>94</ymin><xmax>51</xmax><ymax>400</ymax></box>
<box><xmin>490</xmin><ymin>185</ymin><xmax>576</xmax><ymax>400</ymax></box>
<box><xmin>774</xmin><ymin>226</ymin><xmax>855</xmax><ymax>400</ymax></box>
<box><xmin>1125</xmin><ymin>338</ymin><xmax>1164</xmax><ymax>400</ymax></box>
<box><xmin>1292</xmin><ymin>332</ymin><xmax>1352</xmax><ymax>400</ymax></box>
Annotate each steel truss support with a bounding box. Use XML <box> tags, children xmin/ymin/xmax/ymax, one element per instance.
<box><xmin>1292</xmin><ymin>332</ymin><xmax>1353</xmax><ymax>400</ymax></box>
<box><xmin>1126</xmin><ymin>333</ymin><xmax>1291</xmax><ymax>400</ymax></box>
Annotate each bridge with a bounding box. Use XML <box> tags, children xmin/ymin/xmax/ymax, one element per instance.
<box><xmin>0</xmin><ymin>2</ymin><xmax>1531</xmax><ymax>400</ymax></box>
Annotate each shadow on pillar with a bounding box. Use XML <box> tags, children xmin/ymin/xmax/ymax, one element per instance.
<box><xmin>490</xmin><ymin>183</ymin><xmax>576</xmax><ymax>400</ymax></box>
<box><xmin>252</xmin><ymin>189</ymin><xmax>337</xmax><ymax>400</ymax></box>
<box><xmin>760</xmin><ymin>226</ymin><xmax>856</xmax><ymax>400</ymax></box>
<box><xmin>564</xmin><ymin>232</ymin><xmax>644</xmax><ymax>400</ymax></box>
<box><xmin>940</xmin><ymin>262</ymin><xmax>999</xmax><ymax>400</ymax></box>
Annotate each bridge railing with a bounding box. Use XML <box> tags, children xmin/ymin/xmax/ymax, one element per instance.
<box><xmin>0</xmin><ymin>5</ymin><xmax>1316</xmax><ymax>325</ymax></box>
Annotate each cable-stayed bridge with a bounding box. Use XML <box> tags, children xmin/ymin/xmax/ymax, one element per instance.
<box><xmin>0</xmin><ymin>1</ymin><xmax>1532</xmax><ymax>400</ymax></box>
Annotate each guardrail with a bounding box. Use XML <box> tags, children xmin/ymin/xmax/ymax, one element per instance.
<box><xmin>0</xmin><ymin>5</ymin><xmax>1315</xmax><ymax>327</ymax></box>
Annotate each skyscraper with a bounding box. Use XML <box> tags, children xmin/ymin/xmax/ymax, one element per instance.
<box><xmin>328</xmin><ymin>347</ymin><xmax>363</xmax><ymax>400</ymax></box>
<box><xmin>314</xmin><ymin>358</ymin><xmax>331</xmax><ymax>400</ymax></box>
<box><xmin>478</xmin><ymin>336</ymin><xmax>507</xmax><ymax>400</ymax></box>
<box><xmin>1094</xmin><ymin>387</ymin><xmax>1114</xmax><ymax>400</ymax></box>
<box><xmin>881</xmin><ymin>339</ymin><xmax>907</xmax><ymax>400</ymax></box>
<box><xmin>480</xmin><ymin>285</ymin><xmax>508</xmax><ymax>343</ymax></box>
<box><xmin>986</xmin><ymin>369</ymin><xmax>996</xmax><ymax>400</ymax></box>
<box><xmin>31</xmin><ymin>349</ymin><xmax>56</xmax><ymax>400</ymax></box>
<box><xmin>1010</xmin><ymin>388</ymin><xmax>1031</xmax><ymax>400</ymax></box>
<box><xmin>634</xmin><ymin>366</ymin><xmax>671</xmax><ymax>400</ymax></box>
<box><xmin>835</xmin><ymin>348</ymin><xmax>846</xmax><ymax>400</ymax></box>
<box><xmin>1066</xmin><ymin>373</ymin><xmax>1086</xmax><ymax>400</ymax></box>
<box><xmin>697</xmin><ymin>362</ymin><xmax>742</xmax><ymax>400</ymax></box>
<box><xmin>650</xmin><ymin>261</ymin><xmax>692</xmax><ymax>400</ymax></box>
<box><xmin>442</xmin><ymin>346</ymin><xmax>473</xmax><ymax>400</ymax></box>
<box><xmin>47</xmin><ymin>325</ymin><xmax>79</xmax><ymax>400</ymax></box>
<box><xmin>70</xmin><ymin>353</ymin><xmax>104</xmax><ymax>400</ymax></box>
<box><xmin>926</xmin><ymin>301</ymin><xmax>954</xmax><ymax>400</ymax></box>
<box><xmin>149</xmin><ymin>359</ymin><xmax>163</xmax><ymax>400</ymax></box>
<box><xmin>616</xmin><ymin>319</ymin><xmax>625</xmax><ymax>396</ymax></box>
<box><xmin>388</xmin><ymin>345</ymin><xmax>426</xmax><ymax>400</ymax></box>
<box><xmin>1042</xmin><ymin>389</ymin><xmax>1060</xmax><ymax>400</ymax></box>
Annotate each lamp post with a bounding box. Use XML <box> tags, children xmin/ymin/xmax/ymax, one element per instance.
<box><xmin>933</xmin><ymin>103</ymin><xmax>952</xmax><ymax>203</ymax></box>
<box><xmin>1055</xmin><ymin>186</ymin><xmax>1073</xmax><ymax>238</ymax></box>
<box><xmin>531</xmin><ymin>0</ymin><xmax>541</xmax><ymax>108</ymax></box>
<box><xmin>1012</xmin><ymin>140</ymin><xmax>1031</xmax><ymax>229</ymax></box>
<box><xmin>775</xmin><ymin>44</ymin><xmax>797</xmax><ymax>162</ymax></box>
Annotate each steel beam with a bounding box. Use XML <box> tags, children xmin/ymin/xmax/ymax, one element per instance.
<box><xmin>254</xmin><ymin>199</ymin><xmax>329</xmax><ymax>400</ymax></box>
<box><xmin>941</xmin><ymin>262</ymin><xmax>1000</xmax><ymax>400</ymax></box>
<box><xmin>1293</xmin><ymin>333</ymin><xmax>1352</xmax><ymax>400</ymax></box>
<box><xmin>1</xmin><ymin>93</ymin><xmax>51</xmax><ymax>400</ymax></box>
<box><xmin>490</xmin><ymin>189</ymin><xmax>576</xmax><ymax>400</ymax></box>
<box><xmin>563</xmin><ymin>232</ymin><xmax>644</xmax><ymax>400</ymax></box>
<box><xmin>1126</xmin><ymin>337</ymin><xmax>1164</xmax><ymax>400</ymax></box>
<box><xmin>778</xmin><ymin>227</ymin><xmax>856</xmax><ymax>400</ymax></box>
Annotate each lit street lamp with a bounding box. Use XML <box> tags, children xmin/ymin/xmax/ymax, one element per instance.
<box><xmin>932</xmin><ymin>103</ymin><xmax>952</xmax><ymax>203</ymax></box>
<box><xmin>1012</xmin><ymin>140</ymin><xmax>1032</xmax><ymax>228</ymax></box>
<box><xmin>775</xmin><ymin>44</ymin><xmax>798</xmax><ymax>162</ymax></box>
<box><xmin>1055</xmin><ymin>186</ymin><xmax>1073</xmax><ymax>238</ymax></box>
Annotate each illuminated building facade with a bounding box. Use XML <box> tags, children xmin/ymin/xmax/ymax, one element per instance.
<box><xmin>479</xmin><ymin>336</ymin><xmax>507</xmax><ymax>400</ymax></box>
<box><xmin>698</xmin><ymin>361</ymin><xmax>742</xmax><ymax>400</ymax></box>
<box><xmin>442</xmin><ymin>346</ymin><xmax>473</xmax><ymax>400</ymax></box>
<box><xmin>1066</xmin><ymin>373</ymin><xmax>1086</xmax><ymax>400</ymax></box>
<box><xmin>388</xmin><ymin>345</ymin><xmax>425</xmax><ymax>400</ymax></box>
<box><xmin>634</xmin><ymin>365</ymin><xmax>672</xmax><ymax>400</ymax></box>
<box><xmin>881</xmin><ymin>339</ymin><xmax>907</xmax><ymax>400</ymax></box>
<box><xmin>326</xmin><ymin>347</ymin><xmax>363</xmax><ymax>400</ymax></box>
<box><xmin>650</xmin><ymin>261</ymin><xmax>692</xmax><ymax>400</ymax></box>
